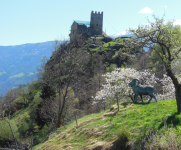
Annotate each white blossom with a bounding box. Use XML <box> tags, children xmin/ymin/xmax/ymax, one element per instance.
<box><xmin>93</xmin><ymin>68</ymin><xmax>181</xmax><ymax>105</ymax></box>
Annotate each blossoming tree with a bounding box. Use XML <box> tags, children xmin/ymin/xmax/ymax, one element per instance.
<box><xmin>93</xmin><ymin>68</ymin><xmax>178</xmax><ymax>111</ymax></box>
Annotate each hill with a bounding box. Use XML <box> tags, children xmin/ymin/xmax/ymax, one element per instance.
<box><xmin>0</xmin><ymin>41</ymin><xmax>54</xmax><ymax>95</ymax></box>
<box><xmin>0</xmin><ymin>36</ymin><xmax>162</xmax><ymax>150</ymax></box>
<box><xmin>33</xmin><ymin>99</ymin><xmax>181</xmax><ymax>150</ymax></box>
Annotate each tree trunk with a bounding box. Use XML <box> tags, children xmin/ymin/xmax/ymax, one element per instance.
<box><xmin>57</xmin><ymin>86</ymin><xmax>68</xmax><ymax>127</ymax></box>
<box><xmin>31</xmin><ymin>134</ymin><xmax>33</xmax><ymax>150</ymax></box>
<box><xmin>116</xmin><ymin>93</ymin><xmax>119</xmax><ymax>112</ymax></box>
<box><xmin>74</xmin><ymin>111</ymin><xmax>78</xmax><ymax>126</ymax></box>
<box><xmin>57</xmin><ymin>112</ymin><xmax>62</xmax><ymax>127</ymax></box>
<box><xmin>103</xmin><ymin>101</ymin><xmax>105</xmax><ymax>111</ymax></box>
<box><xmin>4</xmin><ymin>119</ymin><xmax>18</xmax><ymax>149</ymax></box>
<box><xmin>57</xmin><ymin>94</ymin><xmax>67</xmax><ymax>127</ymax></box>
<box><xmin>166</xmin><ymin>69</ymin><xmax>181</xmax><ymax>112</ymax></box>
<box><xmin>57</xmin><ymin>88</ymin><xmax>62</xmax><ymax>127</ymax></box>
<box><xmin>58</xmin><ymin>88</ymin><xmax>61</xmax><ymax>113</ymax></box>
<box><xmin>175</xmin><ymin>84</ymin><xmax>181</xmax><ymax>112</ymax></box>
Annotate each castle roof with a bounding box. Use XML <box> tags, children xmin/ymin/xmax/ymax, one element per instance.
<box><xmin>74</xmin><ymin>20</ymin><xmax>90</xmax><ymax>28</ymax></box>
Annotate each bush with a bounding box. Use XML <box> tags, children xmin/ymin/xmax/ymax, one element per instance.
<box><xmin>0</xmin><ymin>119</ymin><xmax>19</xmax><ymax>141</ymax></box>
<box><xmin>106</xmin><ymin>64</ymin><xmax>117</xmax><ymax>72</ymax></box>
<box><xmin>33</xmin><ymin>124</ymin><xmax>48</xmax><ymax>144</ymax></box>
<box><xmin>144</xmin><ymin>127</ymin><xmax>181</xmax><ymax>150</ymax></box>
<box><xmin>19</xmin><ymin>118</ymin><xmax>30</xmax><ymax>135</ymax></box>
<box><xmin>117</xmin><ymin>127</ymin><xmax>130</xmax><ymax>141</ymax></box>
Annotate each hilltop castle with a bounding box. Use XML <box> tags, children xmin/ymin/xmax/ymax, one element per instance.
<box><xmin>69</xmin><ymin>11</ymin><xmax>103</xmax><ymax>41</ymax></box>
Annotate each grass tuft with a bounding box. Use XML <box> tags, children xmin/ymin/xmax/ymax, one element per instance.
<box><xmin>117</xmin><ymin>127</ymin><xmax>130</xmax><ymax>141</ymax></box>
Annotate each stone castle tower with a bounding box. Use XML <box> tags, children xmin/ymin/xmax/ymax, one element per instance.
<box><xmin>69</xmin><ymin>11</ymin><xmax>103</xmax><ymax>41</ymax></box>
<box><xmin>90</xmin><ymin>11</ymin><xmax>103</xmax><ymax>36</ymax></box>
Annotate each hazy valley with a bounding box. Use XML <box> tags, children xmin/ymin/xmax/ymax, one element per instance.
<box><xmin>0</xmin><ymin>41</ymin><xmax>54</xmax><ymax>95</ymax></box>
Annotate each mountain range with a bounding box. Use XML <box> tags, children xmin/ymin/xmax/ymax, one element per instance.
<box><xmin>0</xmin><ymin>41</ymin><xmax>54</xmax><ymax>96</ymax></box>
<box><xmin>110</xmin><ymin>30</ymin><xmax>133</xmax><ymax>39</ymax></box>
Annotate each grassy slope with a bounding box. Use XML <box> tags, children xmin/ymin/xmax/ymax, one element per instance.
<box><xmin>33</xmin><ymin>99</ymin><xmax>181</xmax><ymax>150</ymax></box>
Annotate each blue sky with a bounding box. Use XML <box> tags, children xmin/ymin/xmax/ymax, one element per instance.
<box><xmin>0</xmin><ymin>0</ymin><xmax>181</xmax><ymax>46</ymax></box>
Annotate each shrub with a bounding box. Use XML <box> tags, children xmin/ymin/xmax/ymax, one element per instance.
<box><xmin>117</xmin><ymin>127</ymin><xmax>130</xmax><ymax>141</ymax></box>
<box><xmin>33</xmin><ymin>124</ymin><xmax>48</xmax><ymax>144</ymax></box>
<box><xmin>145</xmin><ymin>128</ymin><xmax>181</xmax><ymax>150</ymax></box>
<box><xmin>106</xmin><ymin>64</ymin><xmax>117</xmax><ymax>72</ymax></box>
<box><xmin>19</xmin><ymin>118</ymin><xmax>30</xmax><ymax>135</ymax></box>
<box><xmin>0</xmin><ymin>119</ymin><xmax>19</xmax><ymax>141</ymax></box>
<box><xmin>128</xmin><ymin>125</ymin><xmax>181</xmax><ymax>150</ymax></box>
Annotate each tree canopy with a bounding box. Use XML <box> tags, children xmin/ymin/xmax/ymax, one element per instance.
<box><xmin>126</xmin><ymin>15</ymin><xmax>181</xmax><ymax>112</ymax></box>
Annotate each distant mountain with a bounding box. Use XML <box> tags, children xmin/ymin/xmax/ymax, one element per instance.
<box><xmin>0</xmin><ymin>41</ymin><xmax>55</xmax><ymax>96</ymax></box>
<box><xmin>109</xmin><ymin>30</ymin><xmax>133</xmax><ymax>39</ymax></box>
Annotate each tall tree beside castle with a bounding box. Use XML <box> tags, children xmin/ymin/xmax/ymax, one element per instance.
<box><xmin>69</xmin><ymin>11</ymin><xmax>103</xmax><ymax>41</ymax></box>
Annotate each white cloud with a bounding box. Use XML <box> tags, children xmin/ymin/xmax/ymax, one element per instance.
<box><xmin>173</xmin><ymin>20</ymin><xmax>181</xmax><ymax>26</ymax></box>
<box><xmin>164</xmin><ymin>6</ymin><xmax>167</xmax><ymax>8</ymax></box>
<box><xmin>139</xmin><ymin>7</ymin><xmax>154</xmax><ymax>13</ymax></box>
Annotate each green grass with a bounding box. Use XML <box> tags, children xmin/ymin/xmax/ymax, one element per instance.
<box><xmin>103</xmin><ymin>41</ymin><xmax>117</xmax><ymax>47</ymax></box>
<box><xmin>103</xmin><ymin>38</ymin><xmax>124</xmax><ymax>47</ymax></box>
<box><xmin>87</xmin><ymin>37</ymin><xmax>124</xmax><ymax>52</ymax></box>
<box><xmin>33</xmin><ymin>99</ymin><xmax>181</xmax><ymax>150</ymax></box>
<box><xmin>90</xmin><ymin>47</ymin><xmax>113</xmax><ymax>52</ymax></box>
<box><xmin>96</xmin><ymin>36</ymin><xmax>104</xmax><ymax>39</ymax></box>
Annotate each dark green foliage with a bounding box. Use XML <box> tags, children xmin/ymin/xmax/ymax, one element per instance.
<box><xmin>26</xmin><ymin>92</ymin><xmax>34</xmax><ymax>101</ymax></box>
<box><xmin>18</xmin><ymin>115</ymin><xmax>31</xmax><ymax>135</ymax></box>
<box><xmin>106</xmin><ymin>64</ymin><xmax>117</xmax><ymax>72</ymax></box>
<box><xmin>40</xmin><ymin>84</ymin><xmax>56</xmax><ymax>99</ymax></box>
<box><xmin>27</xmin><ymin>81</ymin><xmax>41</xmax><ymax>95</ymax></box>
<box><xmin>33</xmin><ymin>125</ymin><xmax>48</xmax><ymax>145</ymax></box>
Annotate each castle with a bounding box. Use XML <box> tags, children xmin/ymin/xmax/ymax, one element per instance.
<box><xmin>69</xmin><ymin>11</ymin><xmax>103</xmax><ymax>41</ymax></box>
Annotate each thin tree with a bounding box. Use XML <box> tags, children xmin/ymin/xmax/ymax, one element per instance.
<box><xmin>0</xmin><ymin>89</ymin><xmax>18</xmax><ymax>149</ymax></box>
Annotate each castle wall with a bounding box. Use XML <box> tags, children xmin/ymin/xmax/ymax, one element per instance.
<box><xmin>69</xmin><ymin>21</ymin><xmax>78</xmax><ymax>42</ymax></box>
<box><xmin>70</xmin><ymin>22</ymin><xmax>78</xmax><ymax>35</ymax></box>
<box><xmin>77</xmin><ymin>24</ymin><xmax>90</xmax><ymax>35</ymax></box>
<box><xmin>90</xmin><ymin>11</ymin><xmax>103</xmax><ymax>36</ymax></box>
